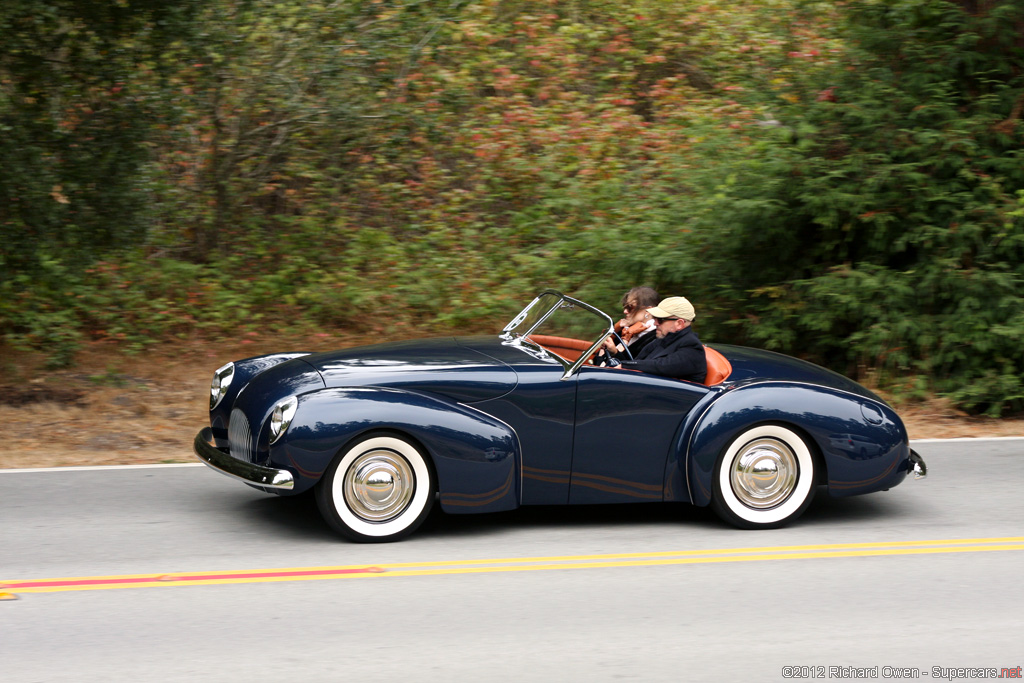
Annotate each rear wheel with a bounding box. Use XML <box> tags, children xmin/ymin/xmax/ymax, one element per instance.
<box><xmin>316</xmin><ymin>433</ymin><xmax>435</xmax><ymax>542</ymax></box>
<box><xmin>711</xmin><ymin>424</ymin><xmax>816</xmax><ymax>529</ymax></box>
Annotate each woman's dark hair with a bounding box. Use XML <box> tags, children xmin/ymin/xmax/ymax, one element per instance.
<box><xmin>621</xmin><ymin>286</ymin><xmax>659</xmax><ymax>310</ymax></box>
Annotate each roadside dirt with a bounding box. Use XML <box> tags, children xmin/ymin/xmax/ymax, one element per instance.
<box><xmin>2</xmin><ymin>337</ymin><xmax>1022</xmax><ymax>470</ymax></box>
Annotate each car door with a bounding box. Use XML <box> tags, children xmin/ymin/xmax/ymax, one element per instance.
<box><xmin>467</xmin><ymin>358</ymin><xmax>580</xmax><ymax>506</ymax></box>
<box><xmin>568</xmin><ymin>366</ymin><xmax>709</xmax><ymax>504</ymax></box>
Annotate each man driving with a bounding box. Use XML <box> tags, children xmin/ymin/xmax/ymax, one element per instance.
<box><xmin>614</xmin><ymin>296</ymin><xmax>707</xmax><ymax>383</ymax></box>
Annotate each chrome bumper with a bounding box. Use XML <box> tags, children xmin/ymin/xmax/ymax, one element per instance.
<box><xmin>193</xmin><ymin>427</ymin><xmax>294</xmax><ymax>490</ymax></box>
<box><xmin>909</xmin><ymin>449</ymin><xmax>927</xmax><ymax>480</ymax></box>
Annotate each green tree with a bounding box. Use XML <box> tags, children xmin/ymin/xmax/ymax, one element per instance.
<box><xmin>0</xmin><ymin>0</ymin><xmax>199</xmax><ymax>276</ymax></box>
<box><xmin>672</xmin><ymin>0</ymin><xmax>1024</xmax><ymax>414</ymax></box>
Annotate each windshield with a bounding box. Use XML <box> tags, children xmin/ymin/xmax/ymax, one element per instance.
<box><xmin>530</xmin><ymin>298</ymin><xmax>611</xmax><ymax>343</ymax></box>
<box><xmin>501</xmin><ymin>290</ymin><xmax>614</xmax><ymax>378</ymax></box>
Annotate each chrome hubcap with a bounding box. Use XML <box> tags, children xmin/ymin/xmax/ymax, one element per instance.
<box><xmin>729</xmin><ymin>437</ymin><xmax>798</xmax><ymax>509</ymax></box>
<box><xmin>344</xmin><ymin>449</ymin><xmax>415</xmax><ymax>522</ymax></box>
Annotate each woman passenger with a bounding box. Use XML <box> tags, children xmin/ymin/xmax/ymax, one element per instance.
<box><xmin>594</xmin><ymin>286</ymin><xmax>659</xmax><ymax>366</ymax></box>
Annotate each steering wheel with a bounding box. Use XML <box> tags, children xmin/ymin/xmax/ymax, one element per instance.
<box><xmin>612</xmin><ymin>331</ymin><xmax>634</xmax><ymax>360</ymax></box>
<box><xmin>596</xmin><ymin>331</ymin><xmax>633</xmax><ymax>367</ymax></box>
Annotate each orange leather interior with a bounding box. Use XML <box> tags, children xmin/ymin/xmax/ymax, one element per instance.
<box><xmin>526</xmin><ymin>334</ymin><xmax>592</xmax><ymax>362</ymax></box>
<box><xmin>703</xmin><ymin>346</ymin><xmax>732</xmax><ymax>385</ymax></box>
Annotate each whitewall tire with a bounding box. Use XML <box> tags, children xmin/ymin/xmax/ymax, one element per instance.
<box><xmin>711</xmin><ymin>424</ymin><xmax>816</xmax><ymax>529</ymax></box>
<box><xmin>316</xmin><ymin>433</ymin><xmax>435</xmax><ymax>542</ymax></box>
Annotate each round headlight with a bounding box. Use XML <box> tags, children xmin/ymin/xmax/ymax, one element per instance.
<box><xmin>269</xmin><ymin>396</ymin><xmax>298</xmax><ymax>444</ymax></box>
<box><xmin>209</xmin><ymin>362</ymin><xmax>235</xmax><ymax>410</ymax></box>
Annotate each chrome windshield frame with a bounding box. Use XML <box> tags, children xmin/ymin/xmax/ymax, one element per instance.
<box><xmin>500</xmin><ymin>289</ymin><xmax>614</xmax><ymax>381</ymax></box>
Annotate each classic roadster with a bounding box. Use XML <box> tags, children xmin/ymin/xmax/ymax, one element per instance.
<box><xmin>194</xmin><ymin>290</ymin><xmax>926</xmax><ymax>542</ymax></box>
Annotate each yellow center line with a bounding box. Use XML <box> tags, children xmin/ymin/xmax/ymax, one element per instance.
<box><xmin>5</xmin><ymin>537</ymin><xmax>1023</xmax><ymax>594</ymax></box>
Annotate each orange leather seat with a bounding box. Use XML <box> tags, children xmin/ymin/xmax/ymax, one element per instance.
<box><xmin>703</xmin><ymin>346</ymin><xmax>732</xmax><ymax>386</ymax></box>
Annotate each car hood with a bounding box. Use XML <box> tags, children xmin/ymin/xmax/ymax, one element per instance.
<box><xmin>716</xmin><ymin>344</ymin><xmax>885</xmax><ymax>404</ymax></box>
<box><xmin>302</xmin><ymin>337</ymin><xmax>517</xmax><ymax>403</ymax></box>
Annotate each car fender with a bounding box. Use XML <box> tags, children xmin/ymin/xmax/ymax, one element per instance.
<box><xmin>684</xmin><ymin>382</ymin><xmax>910</xmax><ymax>507</ymax></box>
<box><xmin>210</xmin><ymin>353</ymin><xmax>312</xmax><ymax>441</ymax></box>
<box><xmin>274</xmin><ymin>386</ymin><xmax>520</xmax><ymax>513</ymax></box>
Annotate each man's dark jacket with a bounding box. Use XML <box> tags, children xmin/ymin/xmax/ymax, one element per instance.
<box><xmin>619</xmin><ymin>326</ymin><xmax>707</xmax><ymax>382</ymax></box>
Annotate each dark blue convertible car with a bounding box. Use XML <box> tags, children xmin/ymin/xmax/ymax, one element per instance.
<box><xmin>194</xmin><ymin>290</ymin><xmax>926</xmax><ymax>542</ymax></box>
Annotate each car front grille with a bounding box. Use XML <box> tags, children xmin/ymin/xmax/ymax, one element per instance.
<box><xmin>228</xmin><ymin>408</ymin><xmax>255</xmax><ymax>463</ymax></box>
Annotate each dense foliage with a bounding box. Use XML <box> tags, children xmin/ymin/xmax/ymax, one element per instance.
<box><xmin>2</xmin><ymin>0</ymin><xmax>1022</xmax><ymax>415</ymax></box>
<box><xmin>687</xmin><ymin>0</ymin><xmax>1024</xmax><ymax>415</ymax></box>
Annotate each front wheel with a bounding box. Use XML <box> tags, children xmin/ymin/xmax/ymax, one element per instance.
<box><xmin>711</xmin><ymin>424</ymin><xmax>816</xmax><ymax>529</ymax></box>
<box><xmin>316</xmin><ymin>433</ymin><xmax>435</xmax><ymax>542</ymax></box>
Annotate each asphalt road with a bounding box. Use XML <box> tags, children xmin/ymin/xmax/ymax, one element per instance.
<box><xmin>2</xmin><ymin>439</ymin><xmax>1023</xmax><ymax>682</ymax></box>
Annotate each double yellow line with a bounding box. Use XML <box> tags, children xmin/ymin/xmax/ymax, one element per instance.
<box><xmin>4</xmin><ymin>537</ymin><xmax>1023</xmax><ymax>596</ymax></box>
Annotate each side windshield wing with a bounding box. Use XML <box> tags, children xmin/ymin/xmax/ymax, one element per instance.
<box><xmin>501</xmin><ymin>291</ymin><xmax>562</xmax><ymax>341</ymax></box>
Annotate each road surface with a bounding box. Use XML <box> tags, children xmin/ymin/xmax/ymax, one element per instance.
<box><xmin>2</xmin><ymin>439</ymin><xmax>1023</xmax><ymax>682</ymax></box>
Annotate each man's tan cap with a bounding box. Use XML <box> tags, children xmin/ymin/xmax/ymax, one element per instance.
<box><xmin>647</xmin><ymin>296</ymin><xmax>695</xmax><ymax>322</ymax></box>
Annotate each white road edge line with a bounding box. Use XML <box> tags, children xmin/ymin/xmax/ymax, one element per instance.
<box><xmin>2</xmin><ymin>437</ymin><xmax>1023</xmax><ymax>474</ymax></box>
<box><xmin>0</xmin><ymin>463</ymin><xmax>206</xmax><ymax>474</ymax></box>
<box><xmin>910</xmin><ymin>436</ymin><xmax>1024</xmax><ymax>444</ymax></box>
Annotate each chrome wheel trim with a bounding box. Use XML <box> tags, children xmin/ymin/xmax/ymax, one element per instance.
<box><xmin>343</xmin><ymin>449</ymin><xmax>415</xmax><ymax>522</ymax></box>
<box><xmin>330</xmin><ymin>436</ymin><xmax>432</xmax><ymax>538</ymax></box>
<box><xmin>729</xmin><ymin>437</ymin><xmax>798</xmax><ymax>509</ymax></box>
<box><xmin>717</xmin><ymin>425</ymin><xmax>814</xmax><ymax>525</ymax></box>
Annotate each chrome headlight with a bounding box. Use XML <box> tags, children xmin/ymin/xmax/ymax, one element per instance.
<box><xmin>209</xmin><ymin>362</ymin><xmax>235</xmax><ymax>410</ymax></box>
<box><xmin>268</xmin><ymin>396</ymin><xmax>298</xmax><ymax>444</ymax></box>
